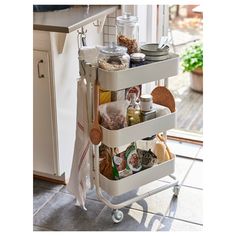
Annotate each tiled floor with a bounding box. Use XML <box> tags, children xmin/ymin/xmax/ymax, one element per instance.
<box><xmin>33</xmin><ymin>141</ymin><xmax>203</xmax><ymax>231</ymax></box>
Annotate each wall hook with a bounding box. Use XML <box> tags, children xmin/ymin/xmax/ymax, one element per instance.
<box><xmin>92</xmin><ymin>16</ymin><xmax>107</xmax><ymax>33</ymax></box>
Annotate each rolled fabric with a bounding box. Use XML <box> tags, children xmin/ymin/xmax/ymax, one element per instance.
<box><xmin>156</xmin><ymin>133</ymin><xmax>172</xmax><ymax>160</ymax></box>
<box><xmin>152</xmin><ymin>140</ymin><xmax>171</xmax><ymax>164</ymax></box>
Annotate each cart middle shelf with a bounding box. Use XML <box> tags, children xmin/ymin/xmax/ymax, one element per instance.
<box><xmin>101</xmin><ymin>111</ymin><xmax>176</xmax><ymax>148</ymax></box>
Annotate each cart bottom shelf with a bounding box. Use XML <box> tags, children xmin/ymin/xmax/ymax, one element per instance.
<box><xmin>99</xmin><ymin>154</ymin><xmax>175</xmax><ymax>197</ymax></box>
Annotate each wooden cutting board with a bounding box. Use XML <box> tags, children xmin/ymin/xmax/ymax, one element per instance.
<box><xmin>151</xmin><ymin>86</ymin><xmax>175</xmax><ymax>112</ymax></box>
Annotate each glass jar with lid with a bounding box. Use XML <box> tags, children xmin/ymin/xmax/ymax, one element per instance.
<box><xmin>130</xmin><ymin>52</ymin><xmax>146</xmax><ymax>67</ymax></box>
<box><xmin>98</xmin><ymin>43</ymin><xmax>130</xmax><ymax>71</ymax></box>
<box><xmin>116</xmin><ymin>13</ymin><xmax>139</xmax><ymax>54</ymax></box>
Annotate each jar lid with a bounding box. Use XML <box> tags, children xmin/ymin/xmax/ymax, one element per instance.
<box><xmin>140</xmin><ymin>94</ymin><xmax>153</xmax><ymax>102</ymax></box>
<box><xmin>100</xmin><ymin>43</ymin><xmax>128</xmax><ymax>56</ymax></box>
<box><xmin>130</xmin><ymin>53</ymin><xmax>146</xmax><ymax>62</ymax></box>
<box><xmin>117</xmin><ymin>12</ymin><xmax>138</xmax><ymax>24</ymax></box>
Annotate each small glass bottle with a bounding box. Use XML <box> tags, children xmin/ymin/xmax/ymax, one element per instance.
<box><xmin>127</xmin><ymin>93</ymin><xmax>141</xmax><ymax>126</ymax></box>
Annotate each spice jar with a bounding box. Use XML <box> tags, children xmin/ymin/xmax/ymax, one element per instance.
<box><xmin>140</xmin><ymin>94</ymin><xmax>153</xmax><ymax>112</ymax></box>
<box><xmin>130</xmin><ymin>53</ymin><xmax>146</xmax><ymax>67</ymax></box>
<box><xmin>116</xmin><ymin>13</ymin><xmax>139</xmax><ymax>54</ymax></box>
<box><xmin>98</xmin><ymin>44</ymin><xmax>130</xmax><ymax>71</ymax></box>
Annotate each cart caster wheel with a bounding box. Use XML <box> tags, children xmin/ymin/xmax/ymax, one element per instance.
<box><xmin>112</xmin><ymin>209</ymin><xmax>124</xmax><ymax>223</ymax></box>
<box><xmin>173</xmin><ymin>185</ymin><xmax>180</xmax><ymax>197</ymax></box>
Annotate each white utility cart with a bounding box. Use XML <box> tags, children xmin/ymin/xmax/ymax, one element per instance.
<box><xmin>81</xmin><ymin>53</ymin><xmax>180</xmax><ymax>223</ymax></box>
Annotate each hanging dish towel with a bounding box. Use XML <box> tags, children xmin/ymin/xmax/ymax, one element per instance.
<box><xmin>66</xmin><ymin>77</ymin><xmax>90</xmax><ymax>210</ymax></box>
<box><xmin>67</xmin><ymin>46</ymin><xmax>101</xmax><ymax>210</ymax></box>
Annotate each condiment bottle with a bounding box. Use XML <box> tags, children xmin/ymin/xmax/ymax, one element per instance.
<box><xmin>127</xmin><ymin>93</ymin><xmax>141</xmax><ymax>126</ymax></box>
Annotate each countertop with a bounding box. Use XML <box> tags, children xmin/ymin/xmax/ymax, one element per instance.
<box><xmin>33</xmin><ymin>5</ymin><xmax>119</xmax><ymax>33</ymax></box>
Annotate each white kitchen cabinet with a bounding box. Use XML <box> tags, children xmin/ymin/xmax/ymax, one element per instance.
<box><xmin>33</xmin><ymin>50</ymin><xmax>57</xmax><ymax>176</ymax></box>
<box><xmin>33</xmin><ymin>30</ymin><xmax>79</xmax><ymax>182</ymax></box>
<box><xmin>33</xmin><ymin>23</ymin><xmax>104</xmax><ymax>182</ymax></box>
<box><xmin>33</xmin><ymin>5</ymin><xmax>118</xmax><ymax>182</ymax></box>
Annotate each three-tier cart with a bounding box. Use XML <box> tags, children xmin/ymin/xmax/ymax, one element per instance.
<box><xmin>80</xmin><ymin>53</ymin><xmax>180</xmax><ymax>223</ymax></box>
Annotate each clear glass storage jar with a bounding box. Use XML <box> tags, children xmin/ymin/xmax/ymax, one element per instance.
<box><xmin>116</xmin><ymin>13</ymin><xmax>139</xmax><ymax>54</ymax></box>
<box><xmin>98</xmin><ymin>44</ymin><xmax>130</xmax><ymax>71</ymax></box>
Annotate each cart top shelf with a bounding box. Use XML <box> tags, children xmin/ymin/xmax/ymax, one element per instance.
<box><xmin>98</xmin><ymin>53</ymin><xmax>179</xmax><ymax>91</ymax></box>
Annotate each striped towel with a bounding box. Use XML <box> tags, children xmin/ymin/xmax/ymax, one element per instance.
<box><xmin>66</xmin><ymin>77</ymin><xmax>90</xmax><ymax>210</ymax></box>
<box><xmin>67</xmin><ymin>46</ymin><xmax>102</xmax><ymax>210</ymax></box>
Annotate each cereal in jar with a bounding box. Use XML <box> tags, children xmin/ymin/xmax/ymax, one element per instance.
<box><xmin>116</xmin><ymin>13</ymin><xmax>139</xmax><ymax>54</ymax></box>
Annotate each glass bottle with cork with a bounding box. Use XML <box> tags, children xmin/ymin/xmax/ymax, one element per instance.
<box><xmin>127</xmin><ymin>93</ymin><xmax>141</xmax><ymax>126</ymax></box>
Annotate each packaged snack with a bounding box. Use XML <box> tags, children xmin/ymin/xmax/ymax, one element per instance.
<box><xmin>137</xmin><ymin>148</ymin><xmax>158</xmax><ymax>169</ymax></box>
<box><xmin>99</xmin><ymin>100</ymin><xmax>129</xmax><ymax>130</ymax></box>
<box><xmin>125</xmin><ymin>142</ymin><xmax>142</xmax><ymax>172</ymax></box>
<box><xmin>99</xmin><ymin>144</ymin><xmax>113</xmax><ymax>180</ymax></box>
<box><xmin>112</xmin><ymin>151</ymin><xmax>132</xmax><ymax>180</ymax></box>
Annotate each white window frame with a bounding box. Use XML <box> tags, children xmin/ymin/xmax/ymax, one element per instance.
<box><xmin>121</xmin><ymin>5</ymin><xmax>202</xmax><ymax>140</ymax></box>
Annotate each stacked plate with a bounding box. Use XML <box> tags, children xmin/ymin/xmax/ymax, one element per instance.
<box><xmin>140</xmin><ymin>43</ymin><xmax>170</xmax><ymax>61</ymax></box>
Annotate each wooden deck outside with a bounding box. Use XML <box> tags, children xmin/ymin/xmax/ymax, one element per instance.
<box><xmin>168</xmin><ymin>63</ymin><xmax>203</xmax><ymax>134</ymax></box>
<box><xmin>168</xmin><ymin>15</ymin><xmax>203</xmax><ymax>134</ymax></box>
<box><xmin>170</xmin><ymin>74</ymin><xmax>203</xmax><ymax>133</ymax></box>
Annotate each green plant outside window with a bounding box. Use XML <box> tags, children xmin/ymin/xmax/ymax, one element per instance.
<box><xmin>181</xmin><ymin>42</ymin><xmax>203</xmax><ymax>73</ymax></box>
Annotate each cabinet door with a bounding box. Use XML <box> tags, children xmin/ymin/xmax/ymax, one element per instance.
<box><xmin>33</xmin><ymin>50</ymin><xmax>57</xmax><ymax>175</ymax></box>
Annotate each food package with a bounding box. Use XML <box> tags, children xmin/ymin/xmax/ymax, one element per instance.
<box><xmin>99</xmin><ymin>144</ymin><xmax>114</xmax><ymax>179</ymax></box>
<box><xmin>99</xmin><ymin>100</ymin><xmax>129</xmax><ymax>130</ymax></box>
<box><xmin>99</xmin><ymin>89</ymin><xmax>111</xmax><ymax>105</ymax></box>
<box><xmin>137</xmin><ymin>149</ymin><xmax>158</xmax><ymax>169</ymax></box>
<box><xmin>112</xmin><ymin>151</ymin><xmax>132</xmax><ymax>180</ymax></box>
<box><xmin>125</xmin><ymin>142</ymin><xmax>142</xmax><ymax>172</ymax></box>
